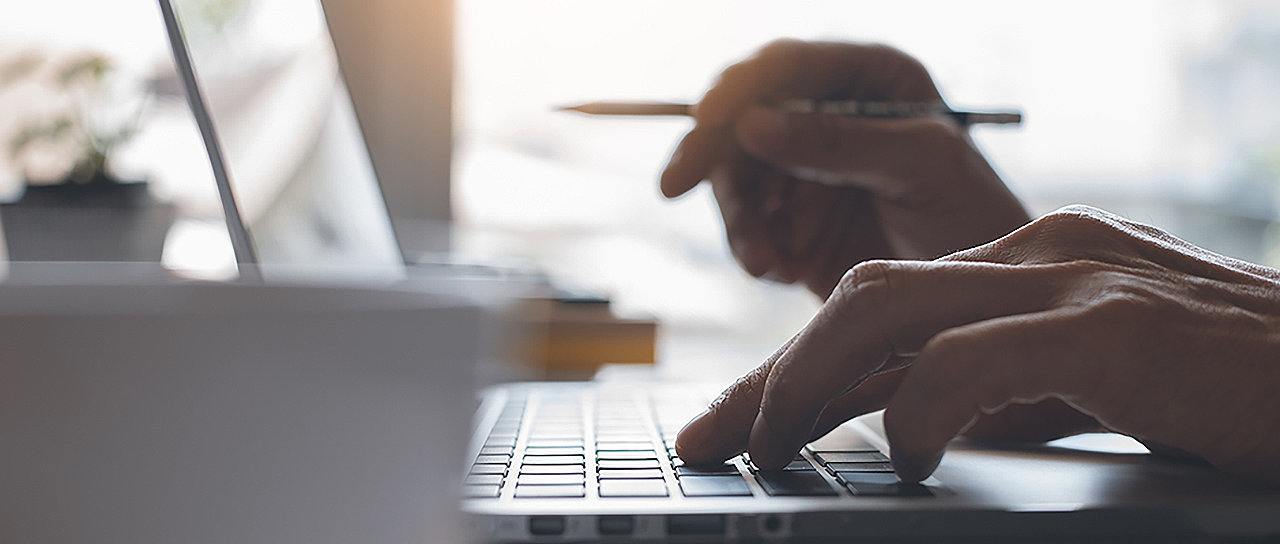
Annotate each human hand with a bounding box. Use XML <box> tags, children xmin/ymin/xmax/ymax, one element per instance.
<box><xmin>661</xmin><ymin>39</ymin><xmax>1030</xmax><ymax>296</ymax></box>
<box><xmin>675</xmin><ymin>205</ymin><xmax>1280</xmax><ymax>484</ymax></box>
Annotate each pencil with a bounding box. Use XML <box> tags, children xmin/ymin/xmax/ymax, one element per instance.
<box><xmin>557</xmin><ymin>100</ymin><xmax>1022</xmax><ymax>125</ymax></box>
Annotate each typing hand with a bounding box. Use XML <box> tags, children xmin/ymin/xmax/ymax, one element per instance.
<box><xmin>676</xmin><ymin>206</ymin><xmax>1280</xmax><ymax>485</ymax></box>
<box><xmin>660</xmin><ymin>39</ymin><xmax>1029</xmax><ymax>297</ymax></box>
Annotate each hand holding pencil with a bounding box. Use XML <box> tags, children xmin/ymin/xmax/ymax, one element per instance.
<box><xmin>652</xmin><ymin>38</ymin><xmax>1031</xmax><ymax>301</ymax></box>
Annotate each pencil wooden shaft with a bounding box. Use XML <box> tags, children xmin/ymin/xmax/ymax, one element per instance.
<box><xmin>561</xmin><ymin>100</ymin><xmax>1022</xmax><ymax>125</ymax></box>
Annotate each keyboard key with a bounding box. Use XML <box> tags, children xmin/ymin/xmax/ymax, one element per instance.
<box><xmin>826</xmin><ymin>461</ymin><xmax>894</xmax><ymax>473</ymax></box>
<box><xmin>524</xmin><ymin>446</ymin><xmax>583</xmax><ymax>456</ymax></box>
<box><xmin>479</xmin><ymin>446</ymin><xmax>514</xmax><ymax>456</ymax></box>
<box><xmin>596</xmin><ymin>435</ymin><xmax>652</xmax><ymax>444</ymax></box>
<box><xmin>782</xmin><ymin>459</ymin><xmax>816</xmax><ymax>471</ymax></box>
<box><xmin>679</xmin><ymin>475</ymin><xmax>752</xmax><ymax>497</ymax></box>
<box><xmin>528</xmin><ymin>432</ymin><xmax>584</xmax><ymax>440</ymax></box>
<box><xmin>464</xmin><ymin>484</ymin><xmax>501</xmax><ymax>498</ymax></box>
<box><xmin>475</xmin><ymin>454</ymin><xmax>511</xmax><ymax>465</ymax></box>
<box><xmin>521</xmin><ymin>455</ymin><xmax>585</xmax><ymax>465</ymax></box>
<box><xmin>529</xmin><ymin>425</ymin><xmax>582</xmax><ymax>435</ymax></box>
<box><xmin>527</xmin><ymin>439</ymin><xmax>583</xmax><ymax>448</ymax></box>
<box><xmin>519</xmin><ymin>464</ymin><xmax>584</xmax><ymax>475</ymax></box>
<box><xmin>596</xmin><ymin>450</ymin><xmax>658</xmax><ymax>460</ymax></box>
<box><xmin>514</xmin><ymin>485</ymin><xmax>585</xmax><ymax>498</ymax></box>
<box><xmin>517</xmin><ymin>474</ymin><xmax>586</xmax><ymax>486</ymax></box>
<box><xmin>598</xmin><ymin>468</ymin><xmax>664</xmax><ymax>479</ymax></box>
<box><xmin>465</xmin><ymin>474</ymin><xmax>503</xmax><ymax>486</ymax></box>
<box><xmin>836</xmin><ymin>472</ymin><xmax>933</xmax><ymax>497</ymax></box>
<box><xmin>598</xmin><ymin>459</ymin><xmax>661</xmax><ymax>470</ymax></box>
<box><xmin>484</xmin><ymin>436</ymin><xmax>517</xmax><ymax>447</ymax></box>
<box><xmin>755</xmin><ymin>471</ymin><xmax>838</xmax><ymax>496</ymax></box>
<box><xmin>806</xmin><ymin>426</ymin><xmax>877</xmax><ymax>452</ymax></box>
<box><xmin>469</xmin><ymin>464</ymin><xmax>507</xmax><ymax>475</ymax></box>
<box><xmin>595</xmin><ymin>441</ymin><xmax>654</xmax><ymax>450</ymax></box>
<box><xmin>599</xmin><ymin>479</ymin><xmax>669</xmax><ymax>497</ymax></box>
<box><xmin>815</xmin><ymin>452</ymin><xmax>888</xmax><ymax>464</ymax></box>
<box><xmin>834</xmin><ymin>472</ymin><xmax>898</xmax><ymax>486</ymax></box>
<box><xmin>675</xmin><ymin>464</ymin><xmax>738</xmax><ymax>476</ymax></box>
<box><xmin>596</xmin><ymin>423</ymin><xmax>644</xmax><ymax>432</ymax></box>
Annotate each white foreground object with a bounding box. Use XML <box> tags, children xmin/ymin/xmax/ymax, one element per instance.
<box><xmin>0</xmin><ymin>282</ymin><xmax>481</xmax><ymax>544</ymax></box>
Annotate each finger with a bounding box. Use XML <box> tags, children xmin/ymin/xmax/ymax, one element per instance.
<box><xmin>798</xmin><ymin>187</ymin><xmax>890</xmax><ymax>297</ymax></box>
<box><xmin>762</xmin><ymin>179</ymin><xmax>839</xmax><ymax>285</ymax></box>
<box><xmin>781</xmin><ymin>180</ymin><xmax>838</xmax><ymax>261</ymax></box>
<box><xmin>748</xmin><ymin>260</ymin><xmax>1066</xmax><ymax>469</ymax></box>
<box><xmin>695</xmin><ymin>40</ymin><xmax>941</xmax><ymax>128</ymax></box>
<box><xmin>675</xmin><ymin>337</ymin><xmax>796</xmax><ymax>464</ymax></box>
<box><xmin>660</xmin><ymin>126</ymin><xmax>735</xmax><ymax>198</ymax></box>
<box><xmin>963</xmin><ymin>398</ymin><xmax>1102</xmax><ymax>444</ymax></box>
<box><xmin>808</xmin><ymin>365</ymin><xmax>908</xmax><ymax>442</ymax></box>
<box><xmin>694</xmin><ymin>38</ymin><xmax>813</xmax><ymax>127</ymax></box>
<box><xmin>884</xmin><ymin>308</ymin><xmax>1100</xmax><ymax>482</ymax></box>
<box><xmin>756</xmin><ymin>171</ymin><xmax>809</xmax><ymax>284</ymax></box>
<box><xmin>710</xmin><ymin>155</ymin><xmax>781</xmax><ymax>279</ymax></box>
<box><xmin>759</xmin><ymin>170</ymin><xmax>795</xmax><ymax>219</ymax></box>
<box><xmin>733</xmin><ymin>105</ymin><xmax>964</xmax><ymax>199</ymax></box>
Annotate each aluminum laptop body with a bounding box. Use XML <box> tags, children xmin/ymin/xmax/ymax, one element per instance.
<box><xmin>157</xmin><ymin>0</ymin><xmax>1280</xmax><ymax>541</ymax></box>
<box><xmin>463</xmin><ymin>381</ymin><xmax>1280</xmax><ymax>542</ymax></box>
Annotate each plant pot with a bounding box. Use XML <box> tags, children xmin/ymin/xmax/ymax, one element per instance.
<box><xmin>1</xmin><ymin>177</ymin><xmax>176</xmax><ymax>262</ymax></box>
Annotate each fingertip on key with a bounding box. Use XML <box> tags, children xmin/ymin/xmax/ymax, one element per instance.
<box><xmin>890</xmin><ymin>449</ymin><xmax>942</xmax><ymax>484</ymax></box>
<box><xmin>674</xmin><ymin>409</ymin><xmax>715</xmax><ymax>462</ymax></box>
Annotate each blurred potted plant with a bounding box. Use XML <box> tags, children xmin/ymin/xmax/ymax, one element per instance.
<box><xmin>0</xmin><ymin>51</ymin><xmax>174</xmax><ymax>262</ymax></box>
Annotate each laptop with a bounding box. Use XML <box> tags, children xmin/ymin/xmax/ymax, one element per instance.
<box><xmin>157</xmin><ymin>0</ymin><xmax>1280</xmax><ymax>541</ymax></box>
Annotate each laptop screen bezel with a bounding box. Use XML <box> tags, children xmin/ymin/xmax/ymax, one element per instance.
<box><xmin>156</xmin><ymin>0</ymin><xmax>411</xmax><ymax>282</ymax></box>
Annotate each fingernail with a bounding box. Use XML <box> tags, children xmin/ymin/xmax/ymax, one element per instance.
<box><xmin>675</xmin><ymin>409</ymin><xmax>715</xmax><ymax>459</ymax></box>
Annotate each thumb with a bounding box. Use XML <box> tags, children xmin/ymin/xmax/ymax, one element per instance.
<box><xmin>733</xmin><ymin>105</ymin><xmax>966</xmax><ymax>197</ymax></box>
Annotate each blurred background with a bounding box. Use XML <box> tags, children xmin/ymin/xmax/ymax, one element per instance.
<box><xmin>6</xmin><ymin>0</ymin><xmax>1280</xmax><ymax>379</ymax></box>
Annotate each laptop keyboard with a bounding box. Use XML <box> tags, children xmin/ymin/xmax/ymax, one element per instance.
<box><xmin>464</xmin><ymin>387</ymin><xmax>932</xmax><ymax>500</ymax></box>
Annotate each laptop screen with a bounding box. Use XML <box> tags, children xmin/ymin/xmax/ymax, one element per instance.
<box><xmin>166</xmin><ymin>0</ymin><xmax>406</xmax><ymax>282</ymax></box>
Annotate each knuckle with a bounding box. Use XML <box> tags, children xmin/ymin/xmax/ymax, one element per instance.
<box><xmin>828</xmin><ymin>260</ymin><xmax>915</xmax><ymax>353</ymax></box>
<box><xmin>708</xmin><ymin>363</ymin><xmax>770</xmax><ymax>413</ymax></box>
<box><xmin>868</xmin><ymin>42</ymin><xmax>929</xmax><ymax>74</ymax></box>
<box><xmin>831</xmin><ymin>260</ymin><xmax>900</xmax><ymax>310</ymax></box>
<box><xmin>758</xmin><ymin>38</ymin><xmax>806</xmax><ymax>59</ymax></box>
<box><xmin>1031</xmin><ymin>206</ymin><xmax>1094</xmax><ymax>229</ymax></box>
<box><xmin>1002</xmin><ymin>206</ymin><xmax>1130</xmax><ymax>261</ymax></box>
<box><xmin>720</xmin><ymin>39</ymin><xmax>803</xmax><ymax>84</ymax></box>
